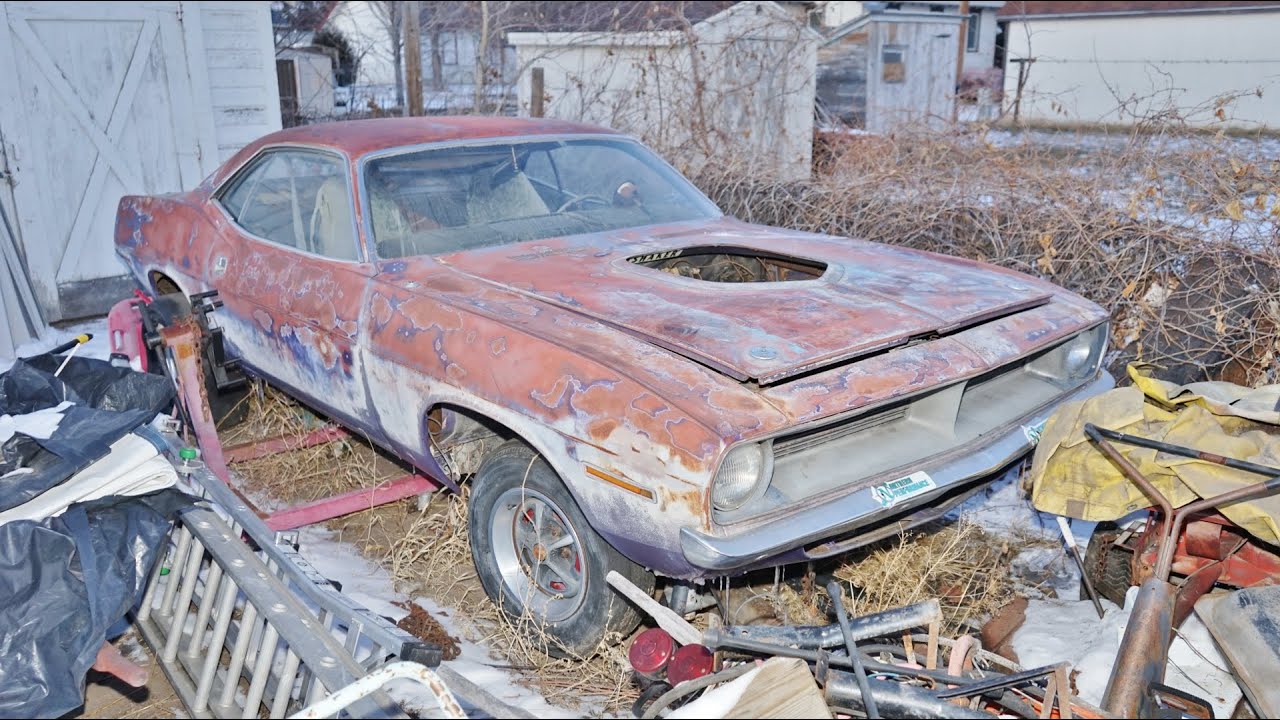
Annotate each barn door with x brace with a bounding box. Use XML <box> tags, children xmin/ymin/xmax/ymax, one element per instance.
<box><xmin>0</xmin><ymin>1</ymin><xmax>209</xmax><ymax>321</ymax></box>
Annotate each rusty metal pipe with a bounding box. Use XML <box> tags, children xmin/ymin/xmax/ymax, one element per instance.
<box><xmin>1085</xmin><ymin>423</ymin><xmax>1280</xmax><ymax>581</ymax></box>
<box><xmin>1084</xmin><ymin>424</ymin><xmax>1176</xmax><ymax>521</ymax></box>
<box><xmin>1084</xmin><ymin>424</ymin><xmax>1178</xmax><ymax>574</ymax></box>
<box><xmin>1102</xmin><ymin>577</ymin><xmax>1177</xmax><ymax>718</ymax></box>
<box><xmin>1087</xmin><ymin>425</ymin><xmax>1280</xmax><ymax>479</ymax></box>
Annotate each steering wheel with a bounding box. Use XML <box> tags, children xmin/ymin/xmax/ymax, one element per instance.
<box><xmin>556</xmin><ymin>193</ymin><xmax>611</xmax><ymax>213</ymax></box>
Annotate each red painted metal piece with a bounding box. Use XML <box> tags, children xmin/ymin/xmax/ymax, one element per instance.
<box><xmin>666</xmin><ymin>643</ymin><xmax>715</xmax><ymax>686</ymax></box>
<box><xmin>224</xmin><ymin>425</ymin><xmax>351</xmax><ymax>463</ymax></box>
<box><xmin>628</xmin><ymin>627</ymin><xmax>676</xmax><ymax>680</ymax></box>
<box><xmin>161</xmin><ymin>320</ymin><xmax>234</xmax><ymax>485</ymax></box>
<box><xmin>1135</xmin><ymin>512</ymin><xmax>1280</xmax><ymax>589</ymax></box>
<box><xmin>1173</xmin><ymin>562</ymin><xmax>1224</xmax><ymax>627</ymax></box>
<box><xmin>265</xmin><ymin>474</ymin><xmax>438</xmax><ymax>532</ymax></box>
<box><xmin>107</xmin><ymin>298</ymin><xmax>147</xmax><ymax>372</ymax></box>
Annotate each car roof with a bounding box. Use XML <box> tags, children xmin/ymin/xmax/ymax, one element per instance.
<box><xmin>208</xmin><ymin>116</ymin><xmax>623</xmax><ymax>189</ymax></box>
<box><xmin>257</xmin><ymin>116</ymin><xmax>617</xmax><ymax>157</ymax></box>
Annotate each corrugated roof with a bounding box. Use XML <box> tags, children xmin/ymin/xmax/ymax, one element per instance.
<box><xmin>998</xmin><ymin>1</ymin><xmax>1280</xmax><ymax>18</ymax></box>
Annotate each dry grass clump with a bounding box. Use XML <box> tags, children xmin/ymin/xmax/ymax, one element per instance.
<box><xmin>834</xmin><ymin>520</ymin><xmax>1042</xmax><ymax>636</ymax></box>
<box><xmin>697</xmin><ymin>125</ymin><xmax>1280</xmax><ymax>387</ymax></box>
<box><xmin>222</xmin><ymin>385</ymin><xmax>399</xmax><ymax>504</ymax></box>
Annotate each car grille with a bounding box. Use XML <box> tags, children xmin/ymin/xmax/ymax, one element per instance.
<box><xmin>773</xmin><ymin>407</ymin><xmax>909</xmax><ymax>459</ymax></box>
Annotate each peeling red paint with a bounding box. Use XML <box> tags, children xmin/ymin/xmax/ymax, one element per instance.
<box><xmin>114</xmin><ymin>117</ymin><xmax>1108</xmax><ymax>578</ymax></box>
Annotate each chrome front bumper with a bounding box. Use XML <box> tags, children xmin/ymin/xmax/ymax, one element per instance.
<box><xmin>679</xmin><ymin>371</ymin><xmax>1114</xmax><ymax>572</ymax></box>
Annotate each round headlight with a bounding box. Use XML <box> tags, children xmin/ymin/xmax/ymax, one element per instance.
<box><xmin>712</xmin><ymin>443</ymin><xmax>770</xmax><ymax>512</ymax></box>
<box><xmin>1064</xmin><ymin>339</ymin><xmax>1094</xmax><ymax>377</ymax></box>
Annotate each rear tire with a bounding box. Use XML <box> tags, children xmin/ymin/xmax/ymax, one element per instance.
<box><xmin>468</xmin><ymin>440</ymin><xmax>653</xmax><ymax>657</ymax></box>
<box><xmin>1081</xmin><ymin>522</ymin><xmax>1133</xmax><ymax>607</ymax></box>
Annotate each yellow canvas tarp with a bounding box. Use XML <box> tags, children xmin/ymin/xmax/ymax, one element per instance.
<box><xmin>1027</xmin><ymin>364</ymin><xmax>1280</xmax><ymax>545</ymax></box>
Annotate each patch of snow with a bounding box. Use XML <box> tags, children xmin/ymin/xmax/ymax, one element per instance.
<box><xmin>1012</xmin><ymin>592</ymin><xmax>1241</xmax><ymax>718</ymax></box>
<box><xmin>294</xmin><ymin>527</ymin><xmax>579</xmax><ymax>718</ymax></box>
<box><xmin>0</xmin><ymin>400</ymin><xmax>73</xmax><ymax>443</ymax></box>
<box><xmin>0</xmin><ymin>318</ymin><xmax>110</xmax><ymax>374</ymax></box>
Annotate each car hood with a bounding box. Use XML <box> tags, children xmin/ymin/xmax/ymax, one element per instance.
<box><xmin>430</xmin><ymin>220</ymin><xmax>1055</xmax><ymax>385</ymax></box>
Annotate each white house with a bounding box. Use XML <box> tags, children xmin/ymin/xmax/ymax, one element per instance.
<box><xmin>508</xmin><ymin>1</ymin><xmax>820</xmax><ymax>181</ymax></box>
<box><xmin>0</xmin><ymin>0</ymin><xmax>281</xmax><ymax>335</ymax></box>
<box><xmin>999</xmin><ymin>1</ymin><xmax>1280</xmax><ymax>129</ymax></box>
<box><xmin>819</xmin><ymin>1</ymin><xmax>1006</xmax><ymax>75</ymax></box>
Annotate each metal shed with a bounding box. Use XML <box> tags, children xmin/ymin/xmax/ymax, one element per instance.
<box><xmin>0</xmin><ymin>0</ymin><xmax>282</xmax><ymax>344</ymax></box>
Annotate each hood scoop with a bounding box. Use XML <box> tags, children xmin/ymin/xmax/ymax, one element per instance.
<box><xmin>627</xmin><ymin>245</ymin><xmax>826</xmax><ymax>283</ymax></box>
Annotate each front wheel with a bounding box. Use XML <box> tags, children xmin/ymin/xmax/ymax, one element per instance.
<box><xmin>468</xmin><ymin>440</ymin><xmax>653</xmax><ymax>657</ymax></box>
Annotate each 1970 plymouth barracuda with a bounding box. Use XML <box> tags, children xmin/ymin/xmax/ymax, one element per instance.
<box><xmin>116</xmin><ymin>117</ymin><xmax>1111</xmax><ymax>654</ymax></box>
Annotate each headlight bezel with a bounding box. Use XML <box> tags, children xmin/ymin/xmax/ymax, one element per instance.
<box><xmin>710</xmin><ymin>441</ymin><xmax>775</xmax><ymax>513</ymax></box>
<box><xmin>1028</xmin><ymin>322</ymin><xmax>1109</xmax><ymax>388</ymax></box>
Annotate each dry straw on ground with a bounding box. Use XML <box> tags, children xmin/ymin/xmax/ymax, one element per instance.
<box><xmin>833</xmin><ymin>520</ymin><xmax>1048</xmax><ymax>636</ymax></box>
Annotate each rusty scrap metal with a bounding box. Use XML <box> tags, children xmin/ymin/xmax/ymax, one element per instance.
<box><xmin>1086</xmin><ymin>423</ymin><xmax>1280</xmax><ymax>718</ymax></box>
<box><xmin>825</xmin><ymin>580</ymin><xmax>879</xmax><ymax>719</ymax></box>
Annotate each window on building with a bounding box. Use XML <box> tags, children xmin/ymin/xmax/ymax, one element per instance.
<box><xmin>440</xmin><ymin>32</ymin><xmax>458</xmax><ymax>65</ymax></box>
<box><xmin>882</xmin><ymin>46</ymin><xmax>906</xmax><ymax>84</ymax></box>
<box><xmin>967</xmin><ymin>12</ymin><xmax>981</xmax><ymax>52</ymax></box>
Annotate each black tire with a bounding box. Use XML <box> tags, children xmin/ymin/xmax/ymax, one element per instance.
<box><xmin>148</xmin><ymin>292</ymin><xmax>249</xmax><ymax>429</ymax></box>
<box><xmin>468</xmin><ymin>440</ymin><xmax>653</xmax><ymax>658</ymax></box>
<box><xmin>1081</xmin><ymin>521</ymin><xmax>1133</xmax><ymax>607</ymax></box>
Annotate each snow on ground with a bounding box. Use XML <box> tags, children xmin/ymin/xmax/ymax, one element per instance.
<box><xmin>294</xmin><ymin>526</ymin><xmax>575</xmax><ymax>719</ymax></box>
<box><xmin>0</xmin><ymin>318</ymin><xmax>110</xmax><ymax>374</ymax></box>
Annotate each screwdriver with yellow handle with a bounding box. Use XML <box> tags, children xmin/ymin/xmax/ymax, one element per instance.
<box><xmin>49</xmin><ymin>333</ymin><xmax>94</xmax><ymax>378</ymax></box>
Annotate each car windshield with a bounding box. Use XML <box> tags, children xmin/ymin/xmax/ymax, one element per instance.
<box><xmin>363</xmin><ymin>137</ymin><xmax>720</xmax><ymax>258</ymax></box>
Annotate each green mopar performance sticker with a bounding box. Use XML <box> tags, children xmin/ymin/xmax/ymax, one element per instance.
<box><xmin>871</xmin><ymin>470</ymin><xmax>936</xmax><ymax>509</ymax></box>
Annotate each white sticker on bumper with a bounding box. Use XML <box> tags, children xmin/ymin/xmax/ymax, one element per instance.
<box><xmin>871</xmin><ymin>470</ymin><xmax>937</xmax><ymax>509</ymax></box>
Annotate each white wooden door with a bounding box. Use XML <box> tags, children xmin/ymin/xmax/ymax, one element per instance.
<box><xmin>0</xmin><ymin>1</ymin><xmax>211</xmax><ymax>321</ymax></box>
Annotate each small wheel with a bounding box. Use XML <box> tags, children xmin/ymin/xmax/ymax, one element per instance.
<box><xmin>1081</xmin><ymin>522</ymin><xmax>1133</xmax><ymax>607</ymax></box>
<box><xmin>468</xmin><ymin>440</ymin><xmax>653</xmax><ymax>657</ymax></box>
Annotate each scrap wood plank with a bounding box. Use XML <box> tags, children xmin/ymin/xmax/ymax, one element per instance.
<box><xmin>724</xmin><ymin>657</ymin><xmax>832</xmax><ymax>719</ymax></box>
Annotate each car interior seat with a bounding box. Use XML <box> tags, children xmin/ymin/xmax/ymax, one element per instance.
<box><xmin>466</xmin><ymin>167</ymin><xmax>548</xmax><ymax>225</ymax></box>
<box><xmin>308</xmin><ymin>177</ymin><xmax>359</xmax><ymax>261</ymax></box>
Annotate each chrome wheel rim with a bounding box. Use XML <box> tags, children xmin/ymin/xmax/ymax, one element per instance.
<box><xmin>490</xmin><ymin>487</ymin><xmax>587</xmax><ymax>622</ymax></box>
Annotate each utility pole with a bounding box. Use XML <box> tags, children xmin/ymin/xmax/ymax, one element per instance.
<box><xmin>403</xmin><ymin>0</ymin><xmax>423</xmax><ymax>117</ymax></box>
<box><xmin>953</xmin><ymin>0</ymin><xmax>969</xmax><ymax>123</ymax></box>
<box><xmin>530</xmin><ymin>67</ymin><xmax>544</xmax><ymax>117</ymax></box>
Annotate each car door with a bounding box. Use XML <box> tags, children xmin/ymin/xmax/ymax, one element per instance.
<box><xmin>205</xmin><ymin>148</ymin><xmax>374</xmax><ymax>428</ymax></box>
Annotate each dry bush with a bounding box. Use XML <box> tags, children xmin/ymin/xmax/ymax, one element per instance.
<box><xmin>697</xmin><ymin>126</ymin><xmax>1280</xmax><ymax>387</ymax></box>
<box><xmin>833</xmin><ymin>520</ymin><xmax>1043</xmax><ymax>635</ymax></box>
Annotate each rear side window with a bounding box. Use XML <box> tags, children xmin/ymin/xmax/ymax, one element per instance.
<box><xmin>217</xmin><ymin>150</ymin><xmax>359</xmax><ymax>260</ymax></box>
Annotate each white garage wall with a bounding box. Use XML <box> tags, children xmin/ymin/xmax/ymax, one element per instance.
<box><xmin>1003</xmin><ymin>10</ymin><xmax>1280</xmax><ymax>129</ymax></box>
<box><xmin>0</xmin><ymin>0</ymin><xmax>280</xmax><ymax>323</ymax></box>
<box><xmin>189</xmin><ymin>1</ymin><xmax>284</xmax><ymax>166</ymax></box>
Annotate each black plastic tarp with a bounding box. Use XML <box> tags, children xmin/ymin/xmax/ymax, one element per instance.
<box><xmin>0</xmin><ymin>489</ymin><xmax>191</xmax><ymax>717</ymax></box>
<box><xmin>0</xmin><ymin>355</ymin><xmax>191</xmax><ymax>717</ymax></box>
<box><xmin>0</xmin><ymin>356</ymin><xmax>175</xmax><ymax>511</ymax></box>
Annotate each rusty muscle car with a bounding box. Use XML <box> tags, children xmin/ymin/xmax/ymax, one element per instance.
<box><xmin>115</xmin><ymin>117</ymin><xmax>1112</xmax><ymax>655</ymax></box>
